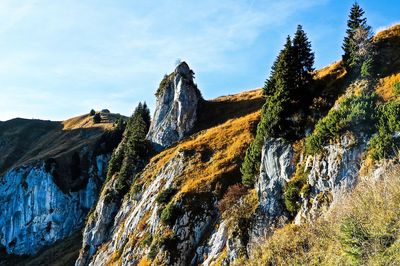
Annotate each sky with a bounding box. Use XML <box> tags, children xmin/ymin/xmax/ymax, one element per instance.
<box><xmin>0</xmin><ymin>0</ymin><xmax>399</xmax><ymax>121</ymax></box>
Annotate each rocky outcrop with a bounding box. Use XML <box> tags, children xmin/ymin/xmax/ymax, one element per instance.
<box><xmin>252</xmin><ymin>138</ymin><xmax>295</xmax><ymax>238</ymax></box>
<box><xmin>295</xmin><ymin>133</ymin><xmax>367</xmax><ymax>223</ymax></box>
<box><xmin>87</xmin><ymin>153</ymin><xmax>187</xmax><ymax>265</ymax></box>
<box><xmin>194</xmin><ymin>222</ymin><xmax>228</xmax><ymax>266</ymax></box>
<box><xmin>0</xmin><ymin>154</ymin><xmax>109</xmax><ymax>255</ymax></box>
<box><xmin>147</xmin><ymin>62</ymin><xmax>202</xmax><ymax>150</ymax></box>
<box><xmin>77</xmin><ymin>151</ymin><xmax>219</xmax><ymax>266</ymax></box>
<box><xmin>75</xmin><ymin>173</ymin><xmax>124</xmax><ymax>266</ymax></box>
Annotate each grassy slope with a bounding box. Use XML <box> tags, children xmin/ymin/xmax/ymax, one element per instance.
<box><xmin>0</xmin><ymin>113</ymin><xmax>123</xmax><ymax>175</ymax></box>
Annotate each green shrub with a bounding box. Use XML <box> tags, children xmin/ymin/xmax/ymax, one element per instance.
<box><xmin>340</xmin><ymin>217</ymin><xmax>369</xmax><ymax>264</ymax></box>
<box><xmin>89</xmin><ymin>109</ymin><xmax>96</xmax><ymax>116</ymax></box>
<box><xmin>130</xmin><ymin>181</ymin><xmax>143</xmax><ymax>196</ymax></box>
<box><xmin>361</xmin><ymin>57</ymin><xmax>373</xmax><ymax>78</ymax></box>
<box><xmin>160</xmin><ymin>202</ymin><xmax>181</xmax><ymax>226</ymax></box>
<box><xmin>284</xmin><ymin>165</ymin><xmax>308</xmax><ymax>215</ymax></box>
<box><xmin>147</xmin><ymin>243</ymin><xmax>158</xmax><ymax>260</ymax></box>
<box><xmin>393</xmin><ymin>82</ymin><xmax>400</xmax><ymax>96</ymax></box>
<box><xmin>142</xmin><ymin>232</ymin><xmax>152</xmax><ymax>246</ymax></box>
<box><xmin>368</xmin><ymin>101</ymin><xmax>400</xmax><ymax>160</ymax></box>
<box><xmin>156</xmin><ymin>187</ymin><xmax>177</xmax><ymax>204</ymax></box>
<box><xmin>306</xmin><ymin>93</ymin><xmax>377</xmax><ymax>154</ymax></box>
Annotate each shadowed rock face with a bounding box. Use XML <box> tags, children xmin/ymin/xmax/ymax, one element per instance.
<box><xmin>0</xmin><ymin>154</ymin><xmax>109</xmax><ymax>256</ymax></box>
<box><xmin>147</xmin><ymin>61</ymin><xmax>202</xmax><ymax>150</ymax></box>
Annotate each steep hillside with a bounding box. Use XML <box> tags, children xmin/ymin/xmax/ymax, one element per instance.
<box><xmin>76</xmin><ymin>82</ymin><xmax>264</xmax><ymax>265</ymax></box>
<box><xmin>0</xmin><ymin>111</ymin><xmax>124</xmax><ymax>262</ymax></box>
<box><xmin>76</xmin><ymin>24</ymin><xmax>400</xmax><ymax>266</ymax></box>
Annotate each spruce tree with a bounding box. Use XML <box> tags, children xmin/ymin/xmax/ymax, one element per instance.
<box><xmin>242</xmin><ymin>26</ymin><xmax>315</xmax><ymax>187</ymax></box>
<box><xmin>292</xmin><ymin>25</ymin><xmax>315</xmax><ymax>100</ymax></box>
<box><xmin>107</xmin><ymin>102</ymin><xmax>151</xmax><ymax>184</ymax></box>
<box><xmin>342</xmin><ymin>2</ymin><xmax>371</xmax><ymax>69</ymax></box>
<box><xmin>242</xmin><ymin>37</ymin><xmax>293</xmax><ymax>187</ymax></box>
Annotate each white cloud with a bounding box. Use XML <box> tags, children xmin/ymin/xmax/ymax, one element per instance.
<box><xmin>0</xmin><ymin>0</ymin><xmax>329</xmax><ymax>121</ymax></box>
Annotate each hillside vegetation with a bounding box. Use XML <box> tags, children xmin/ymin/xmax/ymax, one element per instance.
<box><xmin>240</xmin><ymin>164</ymin><xmax>400</xmax><ymax>266</ymax></box>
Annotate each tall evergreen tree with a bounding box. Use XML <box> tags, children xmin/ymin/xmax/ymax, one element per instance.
<box><xmin>292</xmin><ymin>25</ymin><xmax>315</xmax><ymax>100</ymax></box>
<box><xmin>342</xmin><ymin>2</ymin><xmax>371</xmax><ymax>69</ymax></box>
<box><xmin>107</xmin><ymin>102</ymin><xmax>151</xmax><ymax>183</ymax></box>
<box><xmin>242</xmin><ymin>26</ymin><xmax>315</xmax><ymax>187</ymax></box>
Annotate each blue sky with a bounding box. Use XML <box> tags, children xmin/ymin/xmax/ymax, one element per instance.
<box><xmin>0</xmin><ymin>0</ymin><xmax>399</xmax><ymax>121</ymax></box>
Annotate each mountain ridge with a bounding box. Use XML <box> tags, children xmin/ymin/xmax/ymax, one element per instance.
<box><xmin>0</xmin><ymin>22</ymin><xmax>399</xmax><ymax>266</ymax></box>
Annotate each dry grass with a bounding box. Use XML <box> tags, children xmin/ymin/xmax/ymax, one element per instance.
<box><xmin>375</xmin><ymin>72</ymin><xmax>400</xmax><ymax>101</ymax></box>
<box><xmin>374</xmin><ymin>24</ymin><xmax>400</xmax><ymax>42</ymax></box>
<box><xmin>138</xmin><ymin>257</ymin><xmax>150</xmax><ymax>266</ymax></box>
<box><xmin>242</xmin><ymin>166</ymin><xmax>400</xmax><ymax>266</ymax></box>
<box><xmin>195</xmin><ymin>88</ymin><xmax>263</xmax><ymax>132</ymax></box>
<box><xmin>314</xmin><ymin>61</ymin><xmax>346</xmax><ymax>81</ymax></box>
<box><xmin>140</xmin><ymin>110</ymin><xmax>259</xmax><ymax>202</ymax></box>
<box><xmin>178</xmin><ymin>111</ymin><xmax>259</xmax><ymax>195</ymax></box>
<box><xmin>140</xmin><ymin>89</ymin><xmax>263</xmax><ymax>198</ymax></box>
<box><xmin>0</xmin><ymin>113</ymin><xmax>121</xmax><ymax>176</ymax></box>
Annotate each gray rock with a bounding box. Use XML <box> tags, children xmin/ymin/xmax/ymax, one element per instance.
<box><xmin>0</xmin><ymin>154</ymin><xmax>108</xmax><ymax>255</ymax></box>
<box><xmin>295</xmin><ymin>133</ymin><xmax>367</xmax><ymax>224</ymax></box>
<box><xmin>252</xmin><ymin>138</ymin><xmax>294</xmax><ymax>239</ymax></box>
<box><xmin>147</xmin><ymin>62</ymin><xmax>201</xmax><ymax>150</ymax></box>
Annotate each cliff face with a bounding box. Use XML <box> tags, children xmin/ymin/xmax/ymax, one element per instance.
<box><xmin>0</xmin><ymin>155</ymin><xmax>108</xmax><ymax>255</ymax></box>
<box><xmin>295</xmin><ymin>133</ymin><xmax>367</xmax><ymax>223</ymax></box>
<box><xmin>146</xmin><ymin>62</ymin><xmax>202</xmax><ymax>150</ymax></box>
<box><xmin>0</xmin><ymin>114</ymin><xmax>122</xmax><ymax>257</ymax></box>
<box><xmin>252</xmin><ymin>138</ymin><xmax>295</xmax><ymax>238</ymax></box>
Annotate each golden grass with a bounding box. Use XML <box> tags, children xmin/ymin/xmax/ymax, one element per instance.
<box><xmin>375</xmin><ymin>72</ymin><xmax>400</xmax><ymax>101</ymax></box>
<box><xmin>374</xmin><ymin>24</ymin><xmax>400</xmax><ymax>42</ymax></box>
<box><xmin>62</xmin><ymin>113</ymin><xmax>124</xmax><ymax>130</ymax></box>
<box><xmin>314</xmin><ymin>61</ymin><xmax>346</xmax><ymax>81</ymax></box>
<box><xmin>140</xmin><ymin>111</ymin><xmax>260</xmax><ymax>201</ymax></box>
<box><xmin>211</xmin><ymin>88</ymin><xmax>262</xmax><ymax>103</ymax></box>
<box><xmin>138</xmin><ymin>257</ymin><xmax>151</xmax><ymax>266</ymax></box>
<box><xmin>178</xmin><ymin>112</ymin><xmax>259</xmax><ymax>195</ymax></box>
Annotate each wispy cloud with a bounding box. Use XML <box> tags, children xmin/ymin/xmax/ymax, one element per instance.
<box><xmin>0</xmin><ymin>0</ymin><xmax>335</xmax><ymax>120</ymax></box>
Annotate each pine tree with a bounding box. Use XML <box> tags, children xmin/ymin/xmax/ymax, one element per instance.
<box><xmin>292</xmin><ymin>25</ymin><xmax>315</xmax><ymax>100</ymax></box>
<box><xmin>242</xmin><ymin>26</ymin><xmax>315</xmax><ymax>187</ymax></box>
<box><xmin>342</xmin><ymin>2</ymin><xmax>371</xmax><ymax>69</ymax></box>
<box><xmin>107</xmin><ymin>102</ymin><xmax>151</xmax><ymax>184</ymax></box>
<box><xmin>242</xmin><ymin>37</ymin><xmax>293</xmax><ymax>187</ymax></box>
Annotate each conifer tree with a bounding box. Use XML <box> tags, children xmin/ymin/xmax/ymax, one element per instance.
<box><xmin>242</xmin><ymin>26</ymin><xmax>315</xmax><ymax>187</ymax></box>
<box><xmin>292</xmin><ymin>25</ymin><xmax>315</xmax><ymax>100</ymax></box>
<box><xmin>342</xmin><ymin>2</ymin><xmax>372</xmax><ymax>69</ymax></box>
<box><xmin>107</xmin><ymin>102</ymin><xmax>151</xmax><ymax>186</ymax></box>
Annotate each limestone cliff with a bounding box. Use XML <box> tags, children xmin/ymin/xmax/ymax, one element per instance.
<box><xmin>0</xmin><ymin>114</ymin><xmax>122</xmax><ymax>257</ymax></box>
<box><xmin>147</xmin><ymin>62</ymin><xmax>202</xmax><ymax>150</ymax></box>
